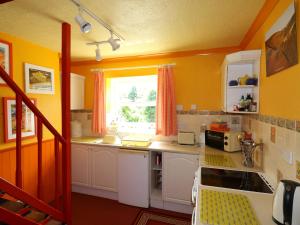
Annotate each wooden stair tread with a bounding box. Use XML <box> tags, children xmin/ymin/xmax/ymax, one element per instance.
<box><xmin>0</xmin><ymin>199</ymin><xmax>25</xmax><ymax>212</ymax></box>
<box><xmin>45</xmin><ymin>219</ymin><xmax>64</xmax><ymax>225</ymax></box>
<box><xmin>23</xmin><ymin>209</ymin><xmax>48</xmax><ymax>222</ymax></box>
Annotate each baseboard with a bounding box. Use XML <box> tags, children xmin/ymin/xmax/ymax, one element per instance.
<box><xmin>72</xmin><ymin>185</ymin><xmax>118</xmax><ymax>201</ymax></box>
<box><xmin>150</xmin><ymin>199</ymin><xmax>193</xmax><ymax>214</ymax></box>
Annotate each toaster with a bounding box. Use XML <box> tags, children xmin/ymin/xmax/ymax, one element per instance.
<box><xmin>178</xmin><ymin>131</ymin><xmax>195</xmax><ymax>145</ymax></box>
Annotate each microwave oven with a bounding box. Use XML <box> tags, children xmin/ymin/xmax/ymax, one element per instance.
<box><xmin>205</xmin><ymin>130</ymin><xmax>241</xmax><ymax>152</ymax></box>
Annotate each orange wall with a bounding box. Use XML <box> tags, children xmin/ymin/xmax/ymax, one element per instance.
<box><xmin>0</xmin><ymin>32</ymin><xmax>62</xmax><ymax>150</ymax></box>
<box><xmin>0</xmin><ymin>140</ymin><xmax>61</xmax><ymax>203</ymax></box>
<box><xmin>245</xmin><ymin>0</ymin><xmax>300</xmax><ymax>120</ymax></box>
<box><xmin>71</xmin><ymin>54</ymin><xmax>226</xmax><ymax>111</ymax></box>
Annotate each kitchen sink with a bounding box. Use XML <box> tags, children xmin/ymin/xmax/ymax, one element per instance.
<box><xmin>201</xmin><ymin>167</ymin><xmax>273</xmax><ymax>194</ymax></box>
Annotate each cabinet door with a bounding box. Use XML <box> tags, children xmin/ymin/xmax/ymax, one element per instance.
<box><xmin>91</xmin><ymin>147</ymin><xmax>118</xmax><ymax>192</ymax></box>
<box><xmin>163</xmin><ymin>153</ymin><xmax>198</xmax><ymax>205</ymax></box>
<box><xmin>72</xmin><ymin>144</ymin><xmax>90</xmax><ymax>187</ymax></box>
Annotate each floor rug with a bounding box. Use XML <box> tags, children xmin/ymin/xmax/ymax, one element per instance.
<box><xmin>133</xmin><ymin>211</ymin><xmax>191</xmax><ymax>225</ymax></box>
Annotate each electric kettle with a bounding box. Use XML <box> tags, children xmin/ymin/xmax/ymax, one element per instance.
<box><xmin>272</xmin><ymin>180</ymin><xmax>300</xmax><ymax>225</ymax></box>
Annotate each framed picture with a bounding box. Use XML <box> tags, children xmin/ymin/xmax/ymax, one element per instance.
<box><xmin>3</xmin><ymin>97</ymin><xmax>36</xmax><ymax>143</ymax></box>
<box><xmin>265</xmin><ymin>2</ymin><xmax>298</xmax><ymax>76</ymax></box>
<box><xmin>24</xmin><ymin>63</ymin><xmax>55</xmax><ymax>94</ymax></box>
<box><xmin>0</xmin><ymin>39</ymin><xmax>13</xmax><ymax>86</ymax></box>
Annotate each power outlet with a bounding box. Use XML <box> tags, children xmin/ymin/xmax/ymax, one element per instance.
<box><xmin>296</xmin><ymin>160</ymin><xmax>300</xmax><ymax>181</ymax></box>
<box><xmin>271</xmin><ymin>127</ymin><xmax>276</xmax><ymax>143</ymax></box>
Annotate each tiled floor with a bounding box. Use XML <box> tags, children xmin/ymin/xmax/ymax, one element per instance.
<box><xmin>72</xmin><ymin>193</ymin><xmax>191</xmax><ymax>225</ymax></box>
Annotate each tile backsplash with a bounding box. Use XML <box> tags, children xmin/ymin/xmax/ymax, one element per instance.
<box><xmin>242</xmin><ymin>115</ymin><xmax>300</xmax><ymax>183</ymax></box>
<box><xmin>71</xmin><ymin>109</ymin><xmax>300</xmax><ymax>183</ymax></box>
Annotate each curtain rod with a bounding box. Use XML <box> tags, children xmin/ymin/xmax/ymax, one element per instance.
<box><xmin>90</xmin><ymin>63</ymin><xmax>176</xmax><ymax>72</ymax></box>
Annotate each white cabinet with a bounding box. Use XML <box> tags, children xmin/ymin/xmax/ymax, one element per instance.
<box><xmin>91</xmin><ymin>147</ymin><xmax>118</xmax><ymax>192</ymax></box>
<box><xmin>72</xmin><ymin>144</ymin><xmax>90</xmax><ymax>187</ymax></box>
<box><xmin>162</xmin><ymin>152</ymin><xmax>199</xmax><ymax>205</ymax></box>
<box><xmin>71</xmin><ymin>73</ymin><xmax>85</xmax><ymax>110</ymax></box>
<box><xmin>222</xmin><ymin>50</ymin><xmax>261</xmax><ymax>114</ymax></box>
<box><xmin>71</xmin><ymin>144</ymin><xmax>118</xmax><ymax>193</ymax></box>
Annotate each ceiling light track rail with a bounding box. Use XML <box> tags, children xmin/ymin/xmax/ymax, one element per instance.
<box><xmin>70</xmin><ymin>0</ymin><xmax>125</xmax><ymax>40</ymax></box>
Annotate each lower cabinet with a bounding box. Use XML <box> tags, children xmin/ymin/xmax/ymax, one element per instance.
<box><xmin>162</xmin><ymin>152</ymin><xmax>199</xmax><ymax>205</ymax></box>
<box><xmin>91</xmin><ymin>147</ymin><xmax>118</xmax><ymax>192</ymax></box>
<box><xmin>71</xmin><ymin>144</ymin><xmax>118</xmax><ymax>193</ymax></box>
<box><xmin>72</xmin><ymin>144</ymin><xmax>90</xmax><ymax>187</ymax></box>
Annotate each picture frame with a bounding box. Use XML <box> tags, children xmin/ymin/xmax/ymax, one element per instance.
<box><xmin>265</xmin><ymin>2</ymin><xmax>298</xmax><ymax>76</ymax></box>
<box><xmin>3</xmin><ymin>97</ymin><xmax>37</xmax><ymax>143</ymax></box>
<box><xmin>0</xmin><ymin>39</ymin><xmax>13</xmax><ymax>86</ymax></box>
<box><xmin>24</xmin><ymin>63</ymin><xmax>55</xmax><ymax>94</ymax></box>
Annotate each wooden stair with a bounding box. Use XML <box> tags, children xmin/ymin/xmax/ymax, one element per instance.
<box><xmin>0</xmin><ymin>193</ymin><xmax>64</xmax><ymax>225</ymax></box>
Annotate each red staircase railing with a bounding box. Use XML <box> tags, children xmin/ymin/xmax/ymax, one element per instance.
<box><xmin>0</xmin><ymin>23</ymin><xmax>72</xmax><ymax>225</ymax></box>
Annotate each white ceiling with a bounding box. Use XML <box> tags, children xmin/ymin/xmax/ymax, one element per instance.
<box><xmin>0</xmin><ymin>0</ymin><xmax>265</xmax><ymax>61</ymax></box>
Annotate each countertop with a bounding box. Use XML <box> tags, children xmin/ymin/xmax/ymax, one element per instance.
<box><xmin>196</xmin><ymin>149</ymin><xmax>276</xmax><ymax>225</ymax></box>
<box><xmin>71</xmin><ymin>136</ymin><xmax>201</xmax><ymax>155</ymax></box>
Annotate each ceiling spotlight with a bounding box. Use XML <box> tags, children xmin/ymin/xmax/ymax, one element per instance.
<box><xmin>75</xmin><ymin>14</ymin><xmax>92</xmax><ymax>33</ymax></box>
<box><xmin>107</xmin><ymin>32</ymin><xmax>120</xmax><ymax>51</ymax></box>
<box><xmin>95</xmin><ymin>45</ymin><xmax>102</xmax><ymax>61</ymax></box>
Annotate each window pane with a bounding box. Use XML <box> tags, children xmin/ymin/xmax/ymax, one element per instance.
<box><xmin>106</xmin><ymin>75</ymin><xmax>157</xmax><ymax>134</ymax></box>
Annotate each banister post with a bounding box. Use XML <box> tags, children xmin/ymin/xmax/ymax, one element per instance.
<box><xmin>61</xmin><ymin>22</ymin><xmax>72</xmax><ymax>225</ymax></box>
<box><xmin>16</xmin><ymin>95</ymin><xmax>23</xmax><ymax>188</ymax></box>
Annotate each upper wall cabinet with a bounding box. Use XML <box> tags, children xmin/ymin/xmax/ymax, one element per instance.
<box><xmin>221</xmin><ymin>50</ymin><xmax>261</xmax><ymax>114</ymax></box>
<box><xmin>71</xmin><ymin>73</ymin><xmax>85</xmax><ymax>110</ymax></box>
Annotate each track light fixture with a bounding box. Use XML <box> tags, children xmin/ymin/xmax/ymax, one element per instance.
<box><xmin>75</xmin><ymin>13</ymin><xmax>92</xmax><ymax>34</ymax></box>
<box><xmin>107</xmin><ymin>32</ymin><xmax>120</xmax><ymax>51</ymax></box>
<box><xmin>95</xmin><ymin>45</ymin><xmax>102</xmax><ymax>61</ymax></box>
<box><xmin>70</xmin><ymin>0</ymin><xmax>124</xmax><ymax>40</ymax></box>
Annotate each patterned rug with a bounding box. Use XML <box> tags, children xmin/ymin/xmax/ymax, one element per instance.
<box><xmin>133</xmin><ymin>211</ymin><xmax>191</xmax><ymax>225</ymax></box>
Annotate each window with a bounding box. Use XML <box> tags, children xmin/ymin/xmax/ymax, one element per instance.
<box><xmin>106</xmin><ymin>75</ymin><xmax>157</xmax><ymax>134</ymax></box>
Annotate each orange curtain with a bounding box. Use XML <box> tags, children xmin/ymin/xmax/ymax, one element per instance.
<box><xmin>156</xmin><ymin>66</ymin><xmax>177</xmax><ymax>136</ymax></box>
<box><xmin>92</xmin><ymin>71</ymin><xmax>106</xmax><ymax>135</ymax></box>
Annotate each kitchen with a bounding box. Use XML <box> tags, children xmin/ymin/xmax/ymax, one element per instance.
<box><xmin>69</xmin><ymin>1</ymin><xmax>300</xmax><ymax>225</ymax></box>
<box><xmin>0</xmin><ymin>0</ymin><xmax>299</xmax><ymax>225</ymax></box>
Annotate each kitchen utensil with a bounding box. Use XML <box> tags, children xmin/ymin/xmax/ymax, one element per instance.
<box><xmin>272</xmin><ymin>180</ymin><xmax>300</xmax><ymax>225</ymax></box>
<box><xmin>240</xmin><ymin>139</ymin><xmax>263</xmax><ymax>167</ymax></box>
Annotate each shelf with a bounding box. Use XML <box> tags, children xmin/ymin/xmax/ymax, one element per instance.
<box><xmin>152</xmin><ymin>166</ymin><xmax>162</xmax><ymax>171</ymax></box>
<box><xmin>227</xmin><ymin>111</ymin><xmax>258</xmax><ymax>114</ymax></box>
<box><xmin>151</xmin><ymin>188</ymin><xmax>162</xmax><ymax>200</ymax></box>
<box><xmin>228</xmin><ymin>85</ymin><xmax>257</xmax><ymax>89</ymax></box>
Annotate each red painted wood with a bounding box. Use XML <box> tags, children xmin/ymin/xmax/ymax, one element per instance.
<box><xmin>0</xmin><ymin>67</ymin><xmax>66</xmax><ymax>144</ymax></box>
<box><xmin>54</xmin><ymin>137</ymin><xmax>60</xmax><ymax>208</ymax></box>
<box><xmin>0</xmin><ymin>0</ymin><xmax>13</xmax><ymax>4</ymax></box>
<box><xmin>15</xmin><ymin>95</ymin><xmax>22</xmax><ymax>188</ymax></box>
<box><xmin>61</xmin><ymin>22</ymin><xmax>72</xmax><ymax>225</ymax></box>
<box><xmin>0</xmin><ymin>177</ymin><xmax>65</xmax><ymax>221</ymax></box>
<box><xmin>0</xmin><ymin>207</ymin><xmax>37</xmax><ymax>225</ymax></box>
<box><xmin>37</xmin><ymin>119</ymin><xmax>43</xmax><ymax>199</ymax></box>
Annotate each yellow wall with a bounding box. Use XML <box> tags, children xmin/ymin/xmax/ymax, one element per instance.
<box><xmin>246</xmin><ymin>0</ymin><xmax>300</xmax><ymax>120</ymax></box>
<box><xmin>0</xmin><ymin>32</ymin><xmax>61</xmax><ymax>150</ymax></box>
<box><xmin>71</xmin><ymin>54</ymin><xmax>225</xmax><ymax>111</ymax></box>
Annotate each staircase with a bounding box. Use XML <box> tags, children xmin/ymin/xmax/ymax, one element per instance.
<box><xmin>0</xmin><ymin>23</ymin><xmax>72</xmax><ymax>225</ymax></box>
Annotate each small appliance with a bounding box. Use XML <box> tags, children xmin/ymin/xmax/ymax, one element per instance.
<box><xmin>272</xmin><ymin>180</ymin><xmax>300</xmax><ymax>225</ymax></box>
<box><xmin>205</xmin><ymin>130</ymin><xmax>241</xmax><ymax>152</ymax></box>
<box><xmin>178</xmin><ymin>131</ymin><xmax>195</xmax><ymax>145</ymax></box>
